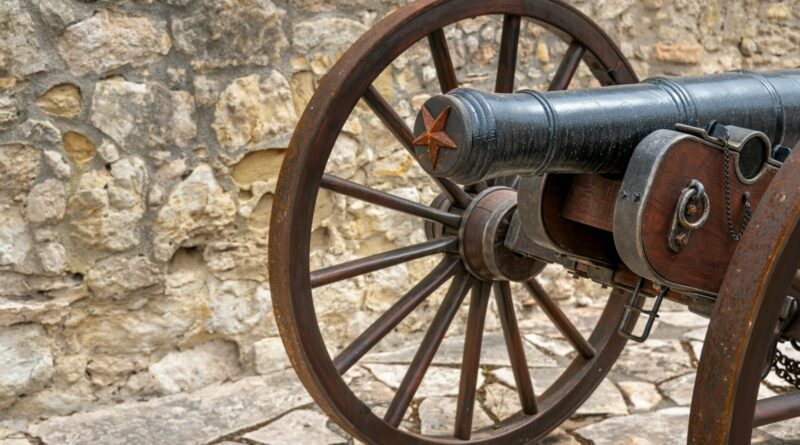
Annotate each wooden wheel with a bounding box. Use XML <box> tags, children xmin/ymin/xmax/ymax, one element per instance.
<box><xmin>269</xmin><ymin>1</ymin><xmax>638</xmax><ymax>443</ymax></box>
<box><xmin>689</xmin><ymin>149</ymin><xmax>800</xmax><ymax>443</ymax></box>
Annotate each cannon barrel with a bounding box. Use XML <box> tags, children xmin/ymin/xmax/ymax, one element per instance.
<box><xmin>412</xmin><ymin>70</ymin><xmax>800</xmax><ymax>184</ymax></box>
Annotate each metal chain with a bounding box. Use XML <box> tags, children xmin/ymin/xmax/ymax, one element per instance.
<box><xmin>772</xmin><ymin>341</ymin><xmax>800</xmax><ymax>389</ymax></box>
<box><xmin>723</xmin><ymin>137</ymin><xmax>752</xmax><ymax>241</ymax></box>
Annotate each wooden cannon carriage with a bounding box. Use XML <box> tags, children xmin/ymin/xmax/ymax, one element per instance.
<box><xmin>268</xmin><ymin>1</ymin><xmax>800</xmax><ymax>443</ymax></box>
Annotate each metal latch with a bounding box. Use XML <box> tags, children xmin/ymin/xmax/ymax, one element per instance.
<box><xmin>668</xmin><ymin>179</ymin><xmax>710</xmax><ymax>252</ymax></box>
<box><xmin>618</xmin><ymin>278</ymin><xmax>668</xmax><ymax>343</ymax></box>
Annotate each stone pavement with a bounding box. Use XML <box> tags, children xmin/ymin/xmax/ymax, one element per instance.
<box><xmin>4</xmin><ymin>299</ymin><xmax>800</xmax><ymax>445</ymax></box>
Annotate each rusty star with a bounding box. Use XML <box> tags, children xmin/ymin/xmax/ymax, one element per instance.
<box><xmin>412</xmin><ymin>105</ymin><xmax>457</xmax><ymax>169</ymax></box>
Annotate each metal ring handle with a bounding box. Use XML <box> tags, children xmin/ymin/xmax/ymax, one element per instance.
<box><xmin>677</xmin><ymin>180</ymin><xmax>710</xmax><ymax>230</ymax></box>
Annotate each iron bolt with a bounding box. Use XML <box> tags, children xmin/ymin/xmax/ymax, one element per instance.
<box><xmin>675</xmin><ymin>233</ymin><xmax>689</xmax><ymax>247</ymax></box>
<box><xmin>686</xmin><ymin>202</ymin><xmax>698</xmax><ymax>216</ymax></box>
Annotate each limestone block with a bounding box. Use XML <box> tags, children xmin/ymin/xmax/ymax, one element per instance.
<box><xmin>230</xmin><ymin>149</ymin><xmax>284</xmax><ymax>192</ymax></box>
<box><xmin>91</xmin><ymin>77</ymin><xmax>196</xmax><ymax>152</ymax></box>
<box><xmin>618</xmin><ymin>381</ymin><xmax>663</xmax><ymax>412</ymax></box>
<box><xmin>0</xmin><ymin>205</ymin><xmax>31</xmax><ymax>267</ymax></box>
<box><xmin>58</xmin><ymin>10</ymin><xmax>171</xmax><ymax>76</ymax></box>
<box><xmin>8</xmin><ymin>383</ymin><xmax>97</xmax><ymax>418</ymax></box>
<box><xmin>38</xmin><ymin>242</ymin><xmax>67</xmax><ymax>275</ymax></box>
<box><xmin>483</xmin><ymin>383</ymin><xmax>521</xmax><ymax>420</ymax></box>
<box><xmin>193</xmin><ymin>76</ymin><xmax>220</xmax><ymax>108</ymax></box>
<box><xmin>171</xmin><ymin>0</ymin><xmax>288</xmax><ymax>71</ymax></box>
<box><xmin>615</xmin><ymin>339</ymin><xmax>694</xmax><ymax>383</ymax></box>
<box><xmin>67</xmin><ymin>299</ymin><xmax>198</xmax><ymax>356</ymax></box>
<box><xmin>33</xmin><ymin>0</ymin><xmax>92</xmax><ymax>31</ymax></box>
<box><xmin>0</xmin><ymin>96</ymin><xmax>17</xmax><ymax>128</ymax></box>
<box><xmin>205</xmin><ymin>280</ymin><xmax>272</xmax><ymax>337</ymax></box>
<box><xmin>203</xmin><ymin>237</ymin><xmax>269</xmax><ymax>282</ymax></box>
<box><xmin>765</xmin><ymin>3</ymin><xmax>791</xmax><ymax>22</ymax></box>
<box><xmin>0</xmin><ymin>0</ymin><xmax>50</xmax><ymax>78</ymax></box>
<box><xmin>0</xmin><ymin>429</ymin><xmax>35</xmax><ymax>445</ymax></box>
<box><xmin>61</xmin><ymin>131</ymin><xmax>96</xmax><ymax>165</ymax></box>
<box><xmin>0</xmin><ymin>271</ymin><xmax>82</xmax><ymax>298</ymax></box>
<box><xmin>243</xmin><ymin>410</ymin><xmax>346</xmax><ymax>445</ymax></box>
<box><xmin>88</xmin><ymin>355</ymin><xmax>151</xmax><ymax>387</ymax></box>
<box><xmin>28</xmin><ymin>372</ymin><xmax>311</xmax><ymax>445</ymax></box>
<box><xmin>418</xmin><ymin>396</ymin><xmax>494</xmax><ymax>436</ymax></box>
<box><xmin>35</xmin><ymin>84</ymin><xmax>81</xmax><ymax>118</ymax></box>
<box><xmin>67</xmin><ymin>157</ymin><xmax>148</xmax><ymax>252</ymax></box>
<box><xmin>25</xmin><ymin>179</ymin><xmax>66</xmax><ymax>225</ymax></box>
<box><xmin>213</xmin><ymin>73</ymin><xmax>297</xmax><ymax>153</ymax></box>
<box><xmin>87</xmin><ymin>254</ymin><xmax>163</xmax><ymax>300</ymax></box>
<box><xmin>149</xmin><ymin>340</ymin><xmax>241</xmax><ymax>395</ymax></box>
<box><xmin>575</xmin><ymin>407</ymin><xmax>690</xmax><ymax>445</ymax></box>
<box><xmin>654</xmin><ymin>42</ymin><xmax>704</xmax><ymax>65</ymax></box>
<box><xmin>96</xmin><ymin>141</ymin><xmax>120</xmax><ymax>164</ymax></box>
<box><xmin>253</xmin><ymin>337</ymin><xmax>290</xmax><ymax>375</ymax></box>
<box><xmin>292</xmin><ymin>17</ymin><xmax>368</xmax><ymax>52</ymax></box>
<box><xmin>365</xmin><ymin>364</ymin><xmax>484</xmax><ymax>398</ymax></box>
<box><xmin>17</xmin><ymin>120</ymin><xmax>62</xmax><ymax>152</ymax></box>
<box><xmin>42</xmin><ymin>151</ymin><xmax>71</xmax><ymax>179</ymax></box>
<box><xmin>0</xmin><ymin>324</ymin><xmax>53</xmax><ymax>409</ymax></box>
<box><xmin>0</xmin><ymin>275</ymin><xmax>86</xmax><ymax>326</ymax></box>
<box><xmin>0</xmin><ymin>144</ymin><xmax>41</xmax><ymax>200</ymax></box>
<box><xmin>152</xmin><ymin>164</ymin><xmax>236</xmax><ymax>262</ymax></box>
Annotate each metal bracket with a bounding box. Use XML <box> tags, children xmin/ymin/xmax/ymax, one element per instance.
<box><xmin>668</xmin><ymin>179</ymin><xmax>710</xmax><ymax>252</ymax></box>
<box><xmin>618</xmin><ymin>278</ymin><xmax>668</xmax><ymax>343</ymax></box>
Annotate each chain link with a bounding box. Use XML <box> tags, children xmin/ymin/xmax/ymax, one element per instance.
<box><xmin>723</xmin><ymin>137</ymin><xmax>752</xmax><ymax>241</ymax></box>
<box><xmin>772</xmin><ymin>341</ymin><xmax>800</xmax><ymax>389</ymax></box>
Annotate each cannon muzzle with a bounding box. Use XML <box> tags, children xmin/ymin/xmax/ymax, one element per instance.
<box><xmin>412</xmin><ymin>70</ymin><xmax>800</xmax><ymax>184</ymax></box>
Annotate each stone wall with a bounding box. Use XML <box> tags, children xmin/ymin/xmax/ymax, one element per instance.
<box><xmin>0</xmin><ymin>0</ymin><xmax>797</xmax><ymax>419</ymax></box>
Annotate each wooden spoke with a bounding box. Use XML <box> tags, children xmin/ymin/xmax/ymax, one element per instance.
<box><xmin>428</xmin><ymin>29</ymin><xmax>459</xmax><ymax>93</ymax></box>
<box><xmin>495</xmin><ymin>281</ymin><xmax>538</xmax><ymax>415</ymax></box>
<box><xmin>792</xmin><ymin>270</ymin><xmax>800</xmax><ymax>292</ymax></box>
<box><xmin>362</xmin><ymin>85</ymin><xmax>471</xmax><ymax>209</ymax></box>
<box><xmin>495</xmin><ymin>15</ymin><xmax>522</xmax><ymax>94</ymax></box>
<box><xmin>384</xmin><ymin>273</ymin><xmax>473</xmax><ymax>427</ymax></box>
<box><xmin>311</xmin><ymin>237</ymin><xmax>458</xmax><ymax>288</ymax></box>
<box><xmin>322</xmin><ymin>174</ymin><xmax>461</xmax><ymax>228</ymax></box>
<box><xmin>753</xmin><ymin>392</ymin><xmax>800</xmax><ymax>427</ymax></box>
<box><xmin>525</xmin><ymin>280</ymin><xmax>597</xmax><ymax>359</ymax></box>
<box><xmin>436</xmin><ymin>179</ymin><xmax>472</xmax><ymax>209</ymax></box>
<box><xmin>334</xmin><ymin>258</ymin><xmax>462</xmax><ymax>374</ymax></box>
<box><xmin>363</xmin><ymin>85</ymin><xmax>414</xmax><ymax>151</ymax></box>
<box><xmin>548</xmin><ymin>41</ymin><xmax>585</xmax><ymax>91</ymax></box>
<box><xmin>455</xmin><ymin>281</ymin><xmax>491</xmax><ymax>439</ymax></box>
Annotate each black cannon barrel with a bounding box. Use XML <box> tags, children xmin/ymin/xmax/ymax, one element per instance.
<box><xmin>412</xmin><ymin>70</ymin><xmax>800</xmax><ymax>184</ymax></box>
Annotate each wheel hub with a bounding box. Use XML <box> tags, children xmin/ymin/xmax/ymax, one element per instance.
<box><xmin>459</xmin><ymin>187</ymin><xmax>544</xmax><ymax>282</ymax></box>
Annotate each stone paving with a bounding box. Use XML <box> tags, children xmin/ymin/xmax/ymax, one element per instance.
<box><xmin>4</xmin><ymin>299</ymin><xmax>800</xmax><ymax>445</ymax></box>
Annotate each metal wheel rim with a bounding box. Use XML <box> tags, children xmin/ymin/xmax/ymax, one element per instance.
<box><xmin>269</xmin><ymin>0</ymin><xmax>638</xmax><ymax>443</ymax></box>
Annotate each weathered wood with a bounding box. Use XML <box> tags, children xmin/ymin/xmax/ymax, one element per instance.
<box><xmin>540</xmin><ymin>174</ymin><xmax>619</xmax><ymax>263</ymax></box>
<box><xmin>561</xmin><ymin>174</ymin><xmax>621</xmax><ymax>232</ymax></box>
<box><xmin>640</xmin><ymin>139</ymin><xmax>776</xmax><ymax>292</ymax></box>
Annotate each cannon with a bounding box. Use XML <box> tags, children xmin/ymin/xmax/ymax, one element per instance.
<box><xmin>268</xmin><ymin>1</ymin><xmax>800</xmax><ymax>444</ymax></box>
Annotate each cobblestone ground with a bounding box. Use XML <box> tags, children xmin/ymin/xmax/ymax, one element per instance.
<box><xmin>3</xmin><ymin>291</ymin><xmax>800</xmax><ymax>445</ymax></box>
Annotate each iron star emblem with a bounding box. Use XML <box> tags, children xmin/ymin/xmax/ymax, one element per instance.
<box><xmin>413</xmin><ymin>105</ymin><xmax>457</xmax><ymax>169</ymax></box>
